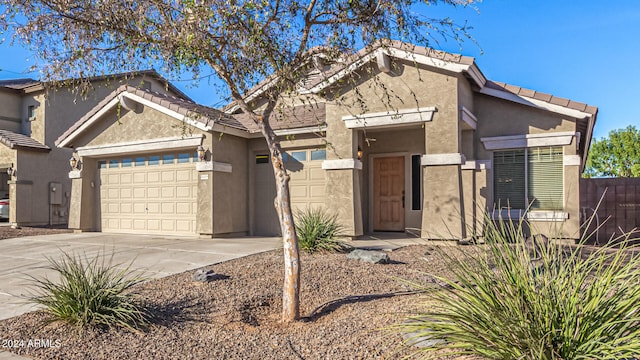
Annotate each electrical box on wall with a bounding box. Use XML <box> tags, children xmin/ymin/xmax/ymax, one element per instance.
<box><xmin>49</xmin><ymin>182</ymin><xmax>62</xmax><ymax>205</ymax></box>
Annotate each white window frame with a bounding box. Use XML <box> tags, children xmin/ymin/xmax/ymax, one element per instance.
<box><xmin>491</xmin><ymin>146</ymin><xmax>567</xmax><ymax>222</ymax></box>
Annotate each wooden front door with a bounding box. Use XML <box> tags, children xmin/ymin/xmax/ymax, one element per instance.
<box><xmin>373</xmin><ymin>156</ymin><xmax>405</xmax><ymax>231</ymax></box>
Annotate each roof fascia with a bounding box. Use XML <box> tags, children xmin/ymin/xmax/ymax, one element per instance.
<box><xmin>57</xmin><ymin>96</ymin><xmax>120</xmax><ymax>148</ymax></box>
<box><xmin>303</xmin><ymin>47</ymin><xmax>486</xmax><ymax>95</ymax></box>
<box><xmin>478</xmin><ymin>86</ymin><xmax>593</xmax><ymax>120</ymax></box>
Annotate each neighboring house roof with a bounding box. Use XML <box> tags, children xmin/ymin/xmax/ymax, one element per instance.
<box><xmin>0</xmin><ymin>129</ymin><xmax>50</xmax><ymax>151</ymax></box>
<box><xmin>0</xmin><ymin>78</ymin><xmax>41</xmax><ymax>92</ymax></box>
<box><xmin>56</xmin><ymin>85</ymin><xmax>241</xmax><ymax>147</ymax></box>
<box><xmin>0</xmin><ymin>70</ymin><xmax>192</xmax><ymax>101</ymax></box>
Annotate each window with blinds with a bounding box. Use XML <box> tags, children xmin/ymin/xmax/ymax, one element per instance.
<box><xmin>528</xmin><ymin>147</ymin><xmax>563</xmax><ymax>210</ymax></box>
<box><xmin>493</xmin><ymin>146</ymin><xmax>563</xmax><ymax>210</ymax></box>
<box><xmin>494</xmin><ymin>149</ymin><xmax>526</xmax><ymax>209</ymax></box>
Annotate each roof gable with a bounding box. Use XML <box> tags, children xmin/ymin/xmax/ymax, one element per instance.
<box><xmin>56</xmin><ymin>86</ymin><xmax>244</xmax><ymax>148</ymax></box>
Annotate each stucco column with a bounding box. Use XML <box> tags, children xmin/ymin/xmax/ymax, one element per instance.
<box><xmin>323</xmin><ymin>164</ymin><xmax>364</xmax><ymax>237</ymax></box>
<box><xmin>421</xmin><ymin>156</ymin><xmax>466</xmax><ymax>240</ymax></box>
<box><xmin>67</xmin><ymin>157</ymin><xmax>98</xmax><ymax>231</ymax></box>
<box><xmin>196</xmin><ymin>163</ymin><xmax>214</xmax><ymax>237</ymax></box>
<box><xmin>197</xmin><ymin>160</ymin><xmax>234</xmax><ymax>237</ymax></box>
<box><xmin>8</xmin><ymin>179</ymin><xmax>33</xmax><ymax>226</ymax></box>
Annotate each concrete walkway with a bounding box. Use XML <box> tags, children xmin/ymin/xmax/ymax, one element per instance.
<box><xmin>0</xmin><ymin>232</ymin><xmax>283</xmax><ymax>321</ymax></box>
<box><xmin>0</xmin><ymin>232</ymin><xmax>425</xmax><ymax>360</ymax></box>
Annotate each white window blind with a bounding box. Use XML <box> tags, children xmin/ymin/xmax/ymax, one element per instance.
<box><xmin>493</xmin><ymin>146</ymin><xmax>563</xmax><ymax>210</ymax></box>
<box><xmin>528</xmin><ymin>147</ymin><xmax>563</xmax><ymax>210</ymax></box>
<box><xmin>493</xmin><ymin>149</ymin><xmax>525</xmax><ymax>209</ymax></box>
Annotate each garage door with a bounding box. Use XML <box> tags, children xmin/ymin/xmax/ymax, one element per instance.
<box><xmin>254</xmin><ymin>149</ymin><xmax>326</xmax><ymax>236</ymax></box>
<box><xmin>98</xmin><ymin>152</ymin><xmax>198</xmax><ymax>235</ymax></box>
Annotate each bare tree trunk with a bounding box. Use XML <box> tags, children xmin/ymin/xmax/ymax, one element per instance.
<box><xmin>260</xmin><ymin>119</ymin><xmax>300</xmax><ymax>322</ymax></box>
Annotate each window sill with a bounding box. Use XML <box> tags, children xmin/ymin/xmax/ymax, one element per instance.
<box><xmin>491</xmin><ymin>210</ymin><xmax>568</xmax><ymax>222</ymax></box>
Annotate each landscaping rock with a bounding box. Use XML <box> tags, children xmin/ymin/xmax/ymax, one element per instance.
<box><xmin>193</xmin><ymin>269</ymin><xmax>217</xmax><ymax>282</ymax></box>
<box><xmin>347</xmin><ymin>249</ymin><xmax>390</xmax><ymax>264</ymax></box>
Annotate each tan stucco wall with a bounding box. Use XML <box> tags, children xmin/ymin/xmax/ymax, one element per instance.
<box><xmin>77</xmin><ymin>104</ymin><xmax>207</xmax><ymax>147</ymax></box>
<box><xmin>13</xmin><ymin>149</ymin><xmax>70</xmax><ymax>225</ymax></box>
<box><xmin>210</xmin><ymin>131</ymin><xmax>249</xmax><ymax>235</ymax></box>
<box><xmin>0</xmin><ymin>91</ymin><xmax>22</xmax><ymax>133</ymax></box>
<box><xmin>475</xmin><ymin>94</ymin><xmax>577</xmax><ymax>159</ymax></box>
<box><xmin>319</xmin><ymin>60</ymin><xmax>466</xmax><ymax>237</ymax></box>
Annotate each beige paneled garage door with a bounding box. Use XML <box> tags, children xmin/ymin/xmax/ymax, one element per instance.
<box><xmin>98</xmin><ymin>153</ymin><xmax>198</xmax><ymax>235</ymax></box>
<box><xmin>254</xmin><ymin>149</ymin><xmax>326</xmax><ymax>236</ymax></box>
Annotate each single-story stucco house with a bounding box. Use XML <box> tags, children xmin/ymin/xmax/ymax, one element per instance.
<box><xmin>56</xmin><ymin>42</ymin><xmax>597</xmax><ymax>240</ymax></box>
<box><xmin>0</xmin><ymin>70</ymin><xmax>189</xmax><ymax>227</ymax></box>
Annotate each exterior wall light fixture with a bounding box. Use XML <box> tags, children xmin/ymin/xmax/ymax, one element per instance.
<box><xmin>69</xmin><ymin>156</ymin><xmax>78</xmax><ymax>170</ymax></box>
<box><xmin>357</xmin><ymin>146</ymin><xmax>363</xmax><ymax>160</ymax></box>
<box><xmin>197</xmin><ymin>145</ymin><xmax>207</xmax><ymax>161</ymax></box>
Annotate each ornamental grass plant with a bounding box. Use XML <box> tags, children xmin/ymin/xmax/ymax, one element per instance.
<box><xmin>399</xmin><ymin>213</ymin><xmax>640</xmax><ymax>360</ymax></box>
<box><xmin>295</xmin><ymin>207</ymin><xmax>350</xmax><ymax>254</ymax></box>
<box><xmin>28</xmin><ymin>250</ymin><xmax>148</xmax><ymax>332</ymax></box>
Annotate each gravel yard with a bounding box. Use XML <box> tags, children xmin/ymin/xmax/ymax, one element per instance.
<box><xmin>0</xmin><ymin>244</ymin><xmax>466</xmax><ymax>359</ymax></box>
<box><xmin>0</xmin><ymin>224</ymin><xmax>72</xmax><ymax>240</ymax></box>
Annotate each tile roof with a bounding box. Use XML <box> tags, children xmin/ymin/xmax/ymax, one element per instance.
<box><xmin>0</xmin><ymin>70</ymin><xmax>191</xmax><ymax>101</ymax></box>
<box><xmin>234</xmin><ymin>103</ymin><xmax>326</xmax><ymax>133</ymax></box>
<box><xmin>224</xmin><ymin>40</ymin><xmax>477</xmax><ymax>112</ymax></box>
<box><xmin>0</xmin><ymin>129</ymin><xmax>50</xmax><ymax>151</ymax></box>
<box><xmin>485</xmin><ymin>80</ymin><xmax>598</xmax><ymax>116</ymax></box>
<box><xmin>57</xmin><ymin>85</ymin><xmax>241</xmax><ymax>146</ymax></box>
<box><xmin>0</xmin><ymin>78</ymin><xmax>40</xmax><ymax>91</ymax></box>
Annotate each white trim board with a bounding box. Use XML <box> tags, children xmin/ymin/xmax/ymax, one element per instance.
<box><xmin>305</xmin><ymin>48</ymin><xmax>486</xmax><ymax>95</ymax></box>
<box><xmin>322</xmin><ymin>159</ymin><xmax>363</xmax><ymax>170</ymax></box>
<box><xmin>481</xmin><ymin>132</ymin><xmax>578</xmax><ymax>150</ymax></box>
<box><xmin>491</xmin><ymin>209</ymin><xmax>569</xmax><ymax>222</ymax></box>
<box><xmin>196</xmin><ymin>161</ymin><xmax>233</xmax><ymax>173</ymax></box>
<box><xmin>342</xmin><ymin>106</ymin><xmax>436</xmax><ymax>129</ymax></box>
<box><xmin>421</xmin><ymin>153</ymin><xmax>466</xmax><ymax>166</ymax></box>
<box><xmin>57</xmin><ymin>97</ymin><xmax>120</xmax><ymax>148</ymax></box>
<box><xmin>461</xmin><ymin>160</ymin><xmax>491</xmax><ymax>170</ymax></box>
<box><xmin>479</xmin><ymin>86</ymin><xmax>593</xmax><ymax>120</ymax></box>
<box><xmin>76</xmin><ymin>135</ymin><xmax>203</xmax><ymax>157</ymax></box>
<box><xmin>460</xmin><ymin>106</ymin><xmax>478</xmax><ymax>130</ymax></box>
<box><xmin>58</xmin><ymin>91</ymin><xmax>251</xmax><ymax>148</ymax></box>
<box><xmin>563</xmin><ymin>155</ymin><xmax>581</xmax><ymax>166</ymax></box>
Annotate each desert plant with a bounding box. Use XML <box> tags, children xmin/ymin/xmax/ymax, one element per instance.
<box><xmin>28</xmin><ymin>250</ymin><xmax>148</xmax><ymax>331</ymax></box>
<box><xmin>399</xmin><ymin>214</ymin><xmax>640</xmax><ymax>359</ymax></box>
<box><xmin>295</xmin><ymin>207</ymin><xmax>350</xmax><ymax>254</ymax></box>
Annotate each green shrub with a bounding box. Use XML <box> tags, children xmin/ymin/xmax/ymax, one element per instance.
<box><xmin>28</xmin><ymin>250</ymin><xmax>148</xmax><ymax>331</ymax></box>
<box><xmin>399</xmin><ymin>215</ymin><xmax>640</xmax><ymax>359</ymax></box>
<box><xmin>295</xmin><ymin>207</ymin><xmax>350</xmax><ymax>254</ymax></box>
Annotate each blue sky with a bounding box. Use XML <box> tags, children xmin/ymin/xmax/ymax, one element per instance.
<box><xmin>1</xmin><ymin>0</ymin><xmax>638</xmax><ymax>140</ymax></box>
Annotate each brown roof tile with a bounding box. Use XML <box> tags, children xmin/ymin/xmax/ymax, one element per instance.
<box><xmin>532</xmin><ymin>92</ymin><xmax>552</xmax><ymax>102</ymax></box>
<box><xmin>233</xmin><ymin>103</ymin><xmax>326</xmax><ymax>134</ymax></box>
<box><xmin>504</xmin><ymin>84</ymin><xmax>521</xmax><ymax>93</ymax></box>
<box><xmin>0</xmin><ymin>78</ymin><xmax>40</xmax><ymax>91</ymax></box>
<box><xmin>549</xmin><ymin>96</ymin><xmax>570</xmax><ymax>107</ymax></box>
<box><xmin>518</xmin><ymin>88</ymin><xmax>536</xmax><ymax>98</ymax></box>
<box><xmin>567</xmin><ymin>100</ymin><xmax>587</xmax><ymax>112</ymax></box>
<box><xmin>0</xmin><ymin>130</ymin><xmax>50</xmax><ymax>151</ymax></box>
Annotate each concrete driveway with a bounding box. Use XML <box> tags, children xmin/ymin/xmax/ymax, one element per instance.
<box><xmin>0</xmin><ymin>232</ymin><xmax>282</xmax><ymax>321</ymax></box>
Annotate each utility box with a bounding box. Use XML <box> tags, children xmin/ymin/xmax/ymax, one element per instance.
<box><xmin>49</xmin><ymin>182</ymin><xmax>62</xmax><ymax>205</ymax></box>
